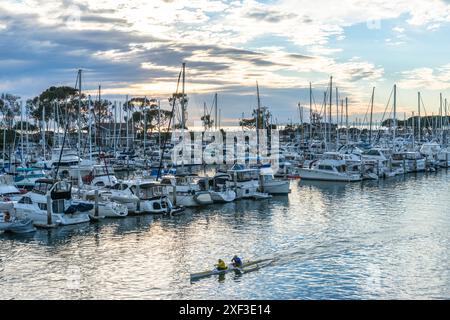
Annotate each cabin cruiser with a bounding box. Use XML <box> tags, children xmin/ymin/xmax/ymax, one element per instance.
<box><xmin>13</xmin><ymin>167</ymin><xmax>47</xmax><ymax>190</ymax></box>
<box><xmin>160</xmin><ymin>175</ymin><xmax>213</xmax><ymax>207</ymax></box>
<box><xmin>225</xmin><ymin>164</ymin><xmax>271</xmax><ymax>199</ymax></box>
<box><xmin>100</xmin><ymin>180</ymin><xmax>183</xmax><ymax>214</ymax></box>
<box><xmin>48</xmin><ymin>147</ymin><xmax>95</xmax><ymax>180</ymax></box>
<box><xmin>197</xmin><ymin>176</ymin><xmax>236</xmax><ymax>203</ymax></box>
<box><xmin>391</xmin><ymin>151</ymin><xmax>426</xmax><ymax>173</ymax></box>
<box><xmin>361</xmin><ymin>148</ymin><xmax>392</xmax><ymax>177</ymax></box>
<box><xmin>0</xmin><ymin>182</ymin><xmax>24</xmax><ymax>202</ymax></box>
<box><xmin>437</xmin><ymin>149</ymin><xmax>450</xmax><ymax>167</ymax></box>
<box><xmin>297</xmin><ymin>153</ymin><xmax>362</xmax><ymax>182</ymax></box>
<box><xmin>71</xmin><ymin>188</ymin><xmax>128</xmax><ymax>218</ymax></box>
<box><xmin>0</xmin><ymin>202</ymin><xmax>36</xmax><ymax>234</ymax></box>
<box><xmin>420</xmin><ymin>142</ymin><xmax>441</xmax><ymax>167</ymax></box>
<box><xmin>14</xmin><ymin>179</ymin><xmax>91</xmax><ymax>226</ymax></box>
<box><xmin>83</xmin><ymin>165</ymin><xmax>118</xmax><ymax>187</ymax></box>
<box><xmin>258</xmin><ymin>167</ymin><xmax>290</xmax><ymax>194</ymax></box>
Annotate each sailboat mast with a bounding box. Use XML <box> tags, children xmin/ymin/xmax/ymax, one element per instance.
<box><xmin>345</xmin><ymin>97</ymin><xmax>349</xmax><ymax>145</ymax></box>
<box><xmin>88</xmin><ymin>95</ymin><xmax>92</xmax><ymax>161</ymax></box>
<box><xmin>77</xmin><ymin>69</ymin><xmax>82</xmax><ymax>159</ymax></box>
<box><xmin>181</xmin><ymin>62</ymin><xmax>186</xmax><ymax>129</ymax></box>
<box><xmin>329</xmin><ymin>77</ymin><xmax>332</xmax><ymax>148</ymax></box>
<box><xmin>393</xmin><ymin>84</ymin><xmax>397</xmax><ymax>144</ymax></box>
<box><xmin>256</xmin><ymin>82</ymin><xmax>261</xmax><ymax>165</ymax></box>
<box><xmin>418</xmin><ymin>92</ymin><xmax>421</xmax><ymax>143</ymax></box>
<box><xmin>335</xmin><ymin>87</ymin><xmax>339</xmax><ymax>147</ymax></box>
<box><xmin>369</xmin><ymin>87</ymin><xmax>375</xmax><ymax>145</ymax></box>
<box><xmin>309</xmin><ymin>82</ymin><xmax>312</xmax><ymax>140</ymax></box>
<box><xmin>214</xmin><ymin>93</ymin><xmax>218</xmax><ymax>131</ymax></box>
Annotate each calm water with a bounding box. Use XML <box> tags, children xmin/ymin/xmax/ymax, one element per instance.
<box><xmin>1</xmin><ymin>171</ymin><xmax>450</xmax><ymax>300</ymax></box>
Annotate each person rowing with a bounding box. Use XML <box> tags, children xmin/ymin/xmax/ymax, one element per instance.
<box><xmin>231</xmin><ymin>255</ymin><xmax>243</xmax><ymax>268</ymax></box>
<box><xmin>215</xmin><ymin>259</ymin><xmax>228</xmax><ymax>271</ymax></box>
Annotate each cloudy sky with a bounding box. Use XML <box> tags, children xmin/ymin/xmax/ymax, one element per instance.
<box><xmin>1</xmin><ymin>0</ymin><xmax>450</xmax><ymax>126</ymax></box>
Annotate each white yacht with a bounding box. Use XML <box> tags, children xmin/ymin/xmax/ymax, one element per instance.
<box><xmin>83</xmin><ymin>165</ymin><xmax>118</xmax><ymax>187</ymax></box>
<box><xmin>258</xmin><ymin>167</ymin><xmax>290</xmax><ymax>194</ymax></box>
<box><xmin>197</xmin><ymin>176</ymin><xmax>236</xmax><ymax>203</ymax></box>
<box><xmin>391</xmin><ymin>152</ymin><xmax>426</xmax><ymax>173</ymax></box>
<box><xmin>297</xmin><ymin>153</ymin><xmax>362</xmax><ymax>182</ymax></box>
<box><xmin>437</xmin><ymin>149</ymin><xmax>450</xmax><ymax>167</ymax></box>
<box><xmin>14</xmin><ymin>179</ymin><xmax>91</xmax><ymax>226</ymax></box>
<box><xmin>49</xmin><ymin>147</ymin><xmax>95</xmax><ymax>180</ymax></box>
<box><xmin>101</xmin><ymin>180</ymin><xmax>183</xmax><ymax>214</ymax></box>
<box><xmin>160</xmin><ymin>175</ymin><xmax>213</xmax><ymax>207</ymax></box>
<box><xmin>225</xmin><ymin>165</ymin><xmax>271</xmax><ymax>199</ymax></box>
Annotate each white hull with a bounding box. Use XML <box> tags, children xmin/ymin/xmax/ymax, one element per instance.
<box><xmin>73</xmin><ymin>200</ymin><xmax>128</xmax><ymax>218</ymax></box>
<box><xmin>297</xmin><ymin>168</ymin><xmax>361</xmax><ymax>182</ymax></box>
<box><xmin>210</xmin><ymin>190</ymin><xmax>236</xmax><ymax>202</ymax></box>
<box><xmin>259</xmin><ymin>181</ymin><xmax>290</xmax><ymax>194</ymax></box>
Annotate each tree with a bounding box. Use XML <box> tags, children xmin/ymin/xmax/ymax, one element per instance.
<box><xmin>239</xmin><ymin>107</ymin><xmax>273</xmax><ymax>130</ymax></box>
<box><xmin>201</xmin><ymin>114</ymin><xmax>214</xmax><ymax>129</ymax></box>
<box><xmin>130</xmin><ymin>98</ymin><xmax>172</xmax><ymax>136</ymax></box>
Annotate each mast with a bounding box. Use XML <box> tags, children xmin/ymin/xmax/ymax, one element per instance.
<box><xmin>77</xmin><ymin>69</ymin><xmax>82</xmax><ymax>159</ymax></box>
<box><xmin>329</xmin><ymin>76</ymin><xmax>333</xmax><ymax>147</ymax></box>
<box><xmin>345</xmin><ymin>97</ymin><xmax>349</xmax><ymax>145</ymax></box>
<box><xmin>181</xmin><ymin>62</ymin><xmax>186</xmax><ymax>129</ymax></box>
<box><xmin>203</xmin><ymin>101</ymin><xmax>206</xmax><ymax>130</ymax></box>
<box><xmin>309</xmin><ymin>82</ymin><xmax>312</xmax><ymax>140</ymax></box>
<box><xmin>26</xmin><ymin>105</ymin><xmax>29</xmax><ymax>164</ymax></box>
<box><xmin>88</xmin><ymin>95</ymin><xmax>92</xmax><ymax>161</ymax></box>
<box><xmin>20</xmin><ymin>101</ymin><xmax>24</xmax><ymax>166</ymax></box>
<box><xmin>41</xmin><ymin>99</ymin><xmax>45</xmax><ymax>160</ymax></box>
<box><xmin>323</xmin><ymin>91</ymin><xmax>327</xmax><ymax>144</ymax></box>
<box><xmin>369</xmin><ymin>87</ymin><xmax>375</xmax><ymax>145</ymax></box>
<box><xmin>440</xmin><ymin>93</ymin><xmax>443</xmax><ymax>142</ymax></box>
<box><xmin>418</xmin><ymin>92</ymin><xmax>421</xmax><ymax>143</ymax></box>
<box><xmin>336</xmin><ymin>87</ymin><xmax>339</xmax><ymax>147</ymax></box>
<box><xmin>125</xmin><ymin>95</ymin><xmax>129</xmax><ymax>150</ymax></box>
<box><xmin>393</xmin><ymin>84</ymin><xmax>397</xmax><ymax>145</ymax></box>
<box><xmin>214</xmin><ymin>93</ymin><xmax>218</xmax><ymax>131</ymax></box>
<box><xmin>143</xmin><ymin>98</ymin><xmax>147</xmax><ymax>154</ymax></box>
<box><xmin>158</xmin><ymin>99</ymin><xmax>161</xmax><ymax>148</ymax></box>
<box><xmin>113</xmin><ymin>101</ymin><xmax>117</xmax><ymax>155</ymax></box>
<box><xmin>412</xmin><ymin>111</ymin><xmax>415</xmax><ymax>149</ymax></box>
<box><xmin>298</xmin><ymin>103</ymin><xmax>303</xmax><ymax>143</ymax></box>
<box><xmin>256</xmin><ymin>82</ymin><xmax>261</xmax><ymax>165</ymax></box>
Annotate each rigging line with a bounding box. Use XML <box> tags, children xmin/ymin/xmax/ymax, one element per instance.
<box><xmin>374</xmin><ymin>87</ymin><xmax>394</xmax><ymax>144</ymax></box>
<box><xmin>156</xmin><ymin>67</ymin><xmax>183</xmax><ymax>180</ymax></box>
<box><xmin>356</xmin><ymin>92</ymin><xmax>376</xmax><ymax>141</ymax></box>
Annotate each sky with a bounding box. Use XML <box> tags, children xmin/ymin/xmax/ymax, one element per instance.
<box><xmin>1</xmin><ymin>0</ymin><xmax>450</xmax><ymax>127</ymax></box>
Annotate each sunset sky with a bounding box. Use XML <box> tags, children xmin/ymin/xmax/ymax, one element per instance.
<box><xmin>1</xmin><ymin>0</ymin><xmax>450</xmax><ymax>126</ymax></box>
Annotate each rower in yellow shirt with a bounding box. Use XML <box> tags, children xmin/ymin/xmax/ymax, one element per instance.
<box><xmin>216</xmin><ymin>259</ymin><xmax>228</xmax><ymax>270</ymax></box>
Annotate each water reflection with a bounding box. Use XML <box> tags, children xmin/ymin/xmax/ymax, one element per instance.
<box><xmin>1</xmin><ymin>171</ymin><xmax>450</xmax><ymax>299</ymax></box>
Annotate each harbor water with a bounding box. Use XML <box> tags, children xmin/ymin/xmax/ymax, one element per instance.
<box><xmin>1</xmin><ymin>170</ymin><xmax>449</xmax><ymax>299</ymax></box>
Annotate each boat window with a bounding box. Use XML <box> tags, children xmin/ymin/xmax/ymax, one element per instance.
<box><xmin>18</xmin><ymin>196</ymin><xmax>32</xmax><ymax>204</ymax></box>
<box><xmin>111</xmin><ymin>184</ymin><xmax>121</xmax><ymax>190</ymax></box>
<box><xmin>336</xmin><ymin>165</ymin><xmax>346</xmax><ymax>173</ymax></box>
<box><xmin>318</xmin><ymin>165</ymin><xmax>334</xmax><ymax>171</ymax></box>
<box><xmin>366</xmin><ymin>150</ymin><xmax>380</xmax><ymax>156</ymax></box>
<box><xmin>153</xmin><ymin>202</ymin><xmax>161</xmax><ymax>210</ymax></box>
<box><xmin>38</xmin><ymin>203</ymin><xmax>47</xmax><ymax>211</ymax></box>
<box><xmin>52</xmin><ymin>199</ymin><xmax>65</xmax><ymax>213</ymax></box>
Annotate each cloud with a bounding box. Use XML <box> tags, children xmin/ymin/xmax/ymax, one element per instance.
<box><xmin>0</xmin><ymin>0</ymin><xmax>449</xmax><ymax>122</ymax></box>
<box><xmin>398</xmin><ymin>65</ymin><xmax>450</xmax><ymax>91</ymax></box>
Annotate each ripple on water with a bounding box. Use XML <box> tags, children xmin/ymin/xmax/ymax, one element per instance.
<box><xmin>1</xmin><ymin>171</ymin><xmax>450</xmax><ymax>299</ymax></box>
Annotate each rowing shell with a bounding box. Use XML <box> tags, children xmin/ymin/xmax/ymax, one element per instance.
<box><xmin>190</xmin><ymin>259</ymin><xmax>272</xmax><ymax>281</ymax></box>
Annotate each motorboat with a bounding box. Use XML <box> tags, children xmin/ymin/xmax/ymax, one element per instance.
<box><xmin>14</xmin><ymin>179</ymin><xmax>91</xmax><ymax>226</ymax></box>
